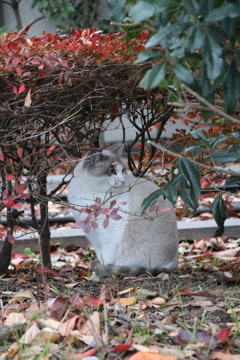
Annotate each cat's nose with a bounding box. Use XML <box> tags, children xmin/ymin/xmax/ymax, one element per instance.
<box><xmin>119</xmin><ymin>178</ymin><xmax>125</xmax><ymax>184</ymax></box>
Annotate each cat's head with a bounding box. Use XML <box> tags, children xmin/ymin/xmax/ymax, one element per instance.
<box><xmin>82</xmin><ymin>145</ymin><xmax>127</xmax><ymax>190</ymax></box>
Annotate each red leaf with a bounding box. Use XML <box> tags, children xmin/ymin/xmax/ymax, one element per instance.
<box><xmin>23</xmin><ymin>24</ymin><xmax>30</xmax><ymax>33</ymax></box>
<box><xmin>16</xmin><ymin>67</ymin><xmax>23</xmax><ymax>76</ymax></box>
<box><xmin>112</xmin><ymin>344</ymin><xmax>132</xmax><ymax>352</ymax></box>
<box><xmin>103</xmin><ymin>217</ymin><xmax>109</xmax><ymax>229</ymax></box>
<box><xmin>2</xmin><ymin>188</ymin><xmax>8</xmax><ymax>199</ymax></box>
<box><xmin>13</xmin><ymin>203</ymin><xmax>21</xmax><ymax>209</ymax></box>
<box><xmin>7</xmin><ymin>174</ymin><xmax>15</xmax><ymax>181</ymax></box>
<box><xmin>7</xmin><ymin>234</ymin><xmax>15</xmax><ymax>244</ymax></box>
<box><xmin>79</xmin><ymin>349</ymin><xmax>97</xmax><ymax>358</ymax></box>
<box><xmin>3</xmin><ymin>199</ymin><xmax>15</xmax><ymax>207</ymax></box>
<box><xmin>215</xmin><ymin>328</ymin><xmax>231</xmax><ymax>344</ymax></box>
<box><xmin>17</xmin><ymin>148</ymin><xmax>23</xmax><ymax>158</ymax></box>
<box><xmin>46</xmin><ymin>145</ymin><xmax>55</xmax><ymax>155</ymax></box>
<box><xmin>110</xmin><ymin>200</ymin><xmax>117</xmax><ymax>208</ymax></box>
<box><xmin>39</xmin><ymin>69</ymin><xmax>46</xmax><ymax>77</ymax></box>
<box><xmin>91</xmin><ymin>221</ymin><xmax>98</xmax><ymax>229</ymax></box>
<box><xmin>14</xmin><ymin>182</ymin><xmax>26</xmax><ymax>196</ymax></box>
<box><xmin>18</xmin><ymin>84</ymin><xmax>25</xmax><ymax>94</ymax></box>
<box><xmin>0</xmin><ymin>148</ymin><xmax>4</xmax><ymax>161</ymax></box>
<box><xmin>13</xmin><ymin>86</ymin><xmax>18</xmax><ymax>95</ymax></box>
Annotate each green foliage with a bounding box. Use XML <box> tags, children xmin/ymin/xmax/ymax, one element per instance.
<box><xmin>110</xmin><ymin>0</ymin><xmax>240</xmax><ymax>113</ymax></box>
<box><xmin>32</xmin><ymin>0</ymin><xmax>112</xmax><ymax>32</ymax></box>
<box><xmin>212</xmin><ymin>194</ymin><xmax>228</xmax><ymax>236</ymax></box>
<box><xmin>111</xmin><ymin>0</ymin><xmax>240</xmax><ymax>234</ymax></box>
<box><xmin>179</xmin><ymin>158</ymin><xmax>201</xmax><ymax>209</ymax></box>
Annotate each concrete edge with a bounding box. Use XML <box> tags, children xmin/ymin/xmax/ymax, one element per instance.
<box><xmin>1</xmin><ymin>218</ymin><xmax>239</xmax><ymax>253</ymax></box>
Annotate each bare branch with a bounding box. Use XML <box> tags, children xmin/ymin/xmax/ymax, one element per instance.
<box><xmin>148</xmin><ymin>140</ymin><xmax>240</xmax><ymax>177</ymax></box>
<box><xmin>181</xmin><ymin>84</ymin><xmax>240</xmax><ymax>125</ymax></box>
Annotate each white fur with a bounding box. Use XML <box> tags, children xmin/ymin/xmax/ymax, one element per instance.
<box><xmin>68</xmin><ymin>150</ymin><xmax>179</xmax><ymax>276</ymax></box>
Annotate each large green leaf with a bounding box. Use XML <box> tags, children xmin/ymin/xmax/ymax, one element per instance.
<box><xmin>224</xmin><ymin>60</ymin><xmax>239</xmax><ymax>113</ymax></box>
<box><xmin>163</xmin><ymin>173</ymin><xmax>183</xmax><ymax>205</ymax></box>
<box><xmin>140</xmin><ymin>62</ymin><xmax>167</xmax><ymax>89</ymax></box>
<box><xmin>173</xmin><ymin>64</ymin><xmax>196</xmax><ymax>86</ymax></box>
<box><xmin>188</xmin><ymin>26</ymin><xmax>204</xmax><ymax>52</ymax></box>
<box><xmin>179</xmin><ymin>187</ymin><xmax>196</xmax><ymax>209</ymax></box>
<box><xmin>108</xmin><ymin>0</ymin><xmax>126</xmax><ymax>22</ymax></box>
<box><xmin>141</xmin><ymin>188</ymin><xmax>164</xmax><ymax>212</ymax></box>
<box><xmin>203</xmin><ymin>35</ymin><xmax>223</xmax><ymax>82</ymax></box>
<box><xmin>206</xmin><ymin>3</ymin><xmax>240</xmax><ymax>22</ymax></box>
<box><xmin>179</xmin><ymin>157</ymin><xmax>201</xmax><ymax>208</ymax></box>
<box><xmin>212</xmin><ymin>194</ymin><xmax>228</xmax><ymax>237</ymax></box>
<box><xmin>204</xmin><ymin>150</ymin><xmax>238</xmax><ymax>163</ymax></box>
<box><xmin>135</xmin><ymin>50</ymin><xmax>162</xmax><ymax>64</ymax></box>
<box><xmin>129</xmin><ymin>0</ymin><xmax>177</xmax><ymax>21</ymax></box>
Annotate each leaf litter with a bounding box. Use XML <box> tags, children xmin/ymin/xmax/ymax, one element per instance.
<box><xmin>0</xmin><ymin>235</ymin><xmax>239</xmax><ymax>359</ymax></box>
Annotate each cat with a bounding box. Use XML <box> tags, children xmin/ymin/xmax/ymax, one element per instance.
<box><xmin>68</xmin><ymin>145</ymin><xmax>179</xmax><ymax>277</ymax></box>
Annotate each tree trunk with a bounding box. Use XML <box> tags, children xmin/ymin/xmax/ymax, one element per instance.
<box><xmin>38</xmin><ymin>174</ymin><xmax>51</xmax><ymax>268</ymax></box>
<box><xmin>0</xmin><ymin>235</ymin><xmax>12</xmax><ymax>273</ymax></box>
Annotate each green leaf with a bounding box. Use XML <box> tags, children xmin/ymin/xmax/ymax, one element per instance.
<box><xmin>224</xmin><ymin>60</ymin><xmax>239</xmax><ymax>113</ymax></box>
<box><xmin>179</xmin><ymin>187</ymin><xmax>196</xmax><ymax>209</ymax></box>
<box><xmin>206</xmin><ymin>3</ymin><xmax>240</xmax><ymax>22</ymax></box>
<box><xmin>204</xmin><ymin>151</ymin><xmax>238</xmax><ymax>163</ymax></box>
<box><xmin>141</xmin><ymin>188</ymin><xmax>164</xmax><ymax>212</ymax></box>
<box><xmin>173</xmin><ymin>64</ymin><xmax>196</xmax><ymax>86</ymax></box>
<box><xmin>140</xmin><ymin>62</ymin><xmax>167</xmax><ymax>89</ymax></box>
<box><xmin>212</xmin><ymin>194</ymin><xmax>228</xmax><ymax>237</ymax></box>
<box><xmin>225</xmin><ymin>175</ymin><xmax>240</xmax><ymax>187</ymax></box>
<box><xmin>162</xmin><ymin>173</ymin><xmax>183</xmax><ymax>205</ymax></box>
<box><xmin>129</xmin><ymin>0</ymin><xmax>177</xmax><ymax>21</ymax></box>
<box><xmin>135</xmin><ymin>50</ymin><xmax>162</xmax><ymax>63</ymax></box>
<box><xmin>188</xmin><ymin>26</ymin><xmax>204</xmax><ymax>51</ymax></box>
<box><xmin>203</xmin><ymin>35</ymin><xmax>223</xmax><ymax>82</ymax></box>
<box><xmin>108</xmin><ymin>0</ymin><xmax>126</xmax><ymax>22</ymax></box>
<box><xmin>191</xmin><ymin>129</ymin><xmax>207</xmax><ymax>140</ymax></box>
<box><xmin>184</xmin><ymin>0</ymin><xmax>200</xmax><ymax>15</ymax></box>
<box><xmin>179</xmin><ymin>157</ymin><xmax>200</xmax><ymax>208</ymax></box>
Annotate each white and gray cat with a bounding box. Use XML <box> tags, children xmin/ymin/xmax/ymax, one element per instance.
<box><xmin>68</xmin><ymin>145</ymin><xmax>179</xmax><ymax>277</ymax></box>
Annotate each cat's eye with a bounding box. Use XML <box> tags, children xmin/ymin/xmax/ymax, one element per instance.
<box><xmin>122</xmin><ymin>168</ymin><xmax>126</xmax><ymax>173</ymax></box>
<box><xmin>108</xmin><ymin>167</ymin><xmax>117</xmax><ymax>175</ymax></box>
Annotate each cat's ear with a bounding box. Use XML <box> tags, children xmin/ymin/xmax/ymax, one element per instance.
<box><xmin>106</xmin><ymin>144</ymin><xmax>125</xmax><ymax>158</ymax></box>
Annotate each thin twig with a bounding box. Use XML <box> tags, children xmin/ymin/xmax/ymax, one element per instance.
<box><xmin>148</xmin><ymin>141</ymin><xmax>240</xmax><ymax>177</ymax></box>
<box><xmin>181</xmin><ymin>84</ymin><xmax>240</xmax><ymax>125</ymax></box>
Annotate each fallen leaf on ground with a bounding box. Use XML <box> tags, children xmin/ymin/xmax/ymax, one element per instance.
<box><xmin>5</xmin><ymin>312</ymin><xmax>26</xmax><ymax>325</ymax></box>
<box><xmin>129</xmin><ymin>352</ymin><xmax>177</xmax><ymax>360</ymax></box>
<box><xmin>19</xmin><ymin>322</ymin><xmax>41</xmax><ymax>344</ymax></box>
<box><xmin>210</xmin><ymin>351</ymin><xmax>240</xmax><ymax>360</ymax></box>
<box><xmin>119</xmin><ymin>296</ymin><xmax>136</xmax><ymax>306</ymax></box>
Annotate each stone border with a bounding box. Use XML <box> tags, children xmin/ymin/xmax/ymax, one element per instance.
<box><xmin>1</xmin><ymin>218</ymin><xmax>239</xmax><ymax>253</ymax></box>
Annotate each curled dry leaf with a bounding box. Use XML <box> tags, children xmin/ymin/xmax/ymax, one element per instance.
<box><xmin>119</xmin><ymin>296</ymin><xmax>136</xmax><ymax>306</ymax></box>
<box><xmin>151</xmin><ymin>297</ymin><xmax>166</xmax><ymax>306</ymax></box>
<box><xmin>8</xmin><ymin>289</ymin><xmax>35</xmax><ymax>304</ymax></box>
<box><xmin>19</xmin><ymin>322</ymin><xmax>41</xmax><ymax>344</ymax></box>
<box><xmin>118</xmin><ymin>287</ymin><xmax>136</xmax><ymax>295</ymax></box>
<box><xmin>5</xmin><ymin>312</ymin><xmax>26</xmax><ymax>326</ymax></box>
<box><xmin>38</xmin><ymin>318</ymin><xmax>61</xmax><ymax>331</ymax></box>
<box><xmin>58</xmin><ymin>315</ymin><xmax>79</xmax><ymax>337</ymax></box>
